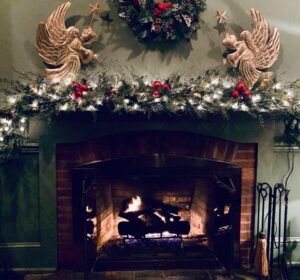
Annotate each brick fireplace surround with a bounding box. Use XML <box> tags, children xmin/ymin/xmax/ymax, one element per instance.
<box><xmin>56</xmin><ymin>131</ymin><xmax>257</xmax><ymax>269</ymax></box>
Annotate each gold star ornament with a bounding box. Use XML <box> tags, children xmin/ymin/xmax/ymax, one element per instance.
<box><xmin>89</xmin><ymin>2</ymin><xmax>100</xmax><ymax>17</ymax></box>
<box><xmin>215</xmin><ymin>10</ymin><xmax>228</xmax><ymax>24</ymax></box>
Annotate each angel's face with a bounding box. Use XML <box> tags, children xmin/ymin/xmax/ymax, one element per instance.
<box><xmin>67</xmin><ymin>27</ymin><xmax>80</xmax><ymax>38</ymax></box>
<box><xmin>81</xmin><ymin>27</ymin><xmax>97</xmax><ymax>45</ymax></box>
<box><xmin>222</xmin><ymin>33</ymin><xmax>238</xmax><ymax>50</ymax></box>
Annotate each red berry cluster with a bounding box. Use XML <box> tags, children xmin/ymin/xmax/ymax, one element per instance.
<box><xmin>231</xmin><ymin>82</ymin><xmax>251</xmax><ymax>100</ymax></box>
<box><xmin>71</xmin><ymin>82</ymin><xmax>92</xmax><ymax>100</ymax></box>
<box><xmin>152</xmin><ymin>81</ymin><xmax>171</xmax><ymax>98</ymax></box>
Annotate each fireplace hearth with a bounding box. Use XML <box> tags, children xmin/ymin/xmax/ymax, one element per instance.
<box><xmin>56</xmin><ymin>131</ymin><xmax>257</xmax><ymax>274</ymax></box>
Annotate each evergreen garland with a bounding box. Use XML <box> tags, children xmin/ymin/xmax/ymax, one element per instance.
<box><xmin>0</xmin><ymin>69</ymin><xmax>300</xmax><ymax>159</ymax></box>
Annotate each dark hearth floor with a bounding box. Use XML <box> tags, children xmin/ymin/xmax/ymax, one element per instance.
<box><xmin>23</xmin><ymin>269</ymin><xmax>260</xmax><ymax>280</ymax></box>
<box><xmin>94</xmin><ymin>238</ymin><xmax>224</xmax><ymax>271</ymax></box>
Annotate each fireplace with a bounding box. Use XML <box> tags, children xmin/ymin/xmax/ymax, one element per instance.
<box><xmin>56</xmin><ymin>131</ymin><xmax>257</xmax><ymax>271</ymax></box>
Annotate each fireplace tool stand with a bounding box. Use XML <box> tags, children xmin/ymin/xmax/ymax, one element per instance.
<box><xmin>256</xmin><ymin>183</ymin><xmax>290</xmax><ymax>280</ymax></box>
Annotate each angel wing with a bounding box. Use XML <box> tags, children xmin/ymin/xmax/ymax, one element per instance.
<box><xmin>36</xmin><ymin>2</ymin><xmax>81</xmax><ymax>83</ymax></box>
<box><xmin>239</xmin><ymin>9</ymin><xmax>280</xmax><ymax>88</ymax></box>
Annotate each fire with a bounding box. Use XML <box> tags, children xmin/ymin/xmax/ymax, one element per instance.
<box><xmin>125</xmin><ymin>195</ymin><xmax>142</xmax><ymax>213</ymax></box>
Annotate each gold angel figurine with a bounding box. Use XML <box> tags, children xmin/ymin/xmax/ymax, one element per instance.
<box><xmin>36</xmin><ymin>2</ymin><xmax>99</xmax><ymax>83</ymax></box>
<box><xmin>222</xmin><ymin>9</ymin><xmax>280</xmax><ymax>89</ymax></box>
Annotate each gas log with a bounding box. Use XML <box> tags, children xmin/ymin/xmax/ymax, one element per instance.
<box><xmin>118</xmin><ymin>196</ymin><xmax>190</xmax><ymax>238</ymax></box>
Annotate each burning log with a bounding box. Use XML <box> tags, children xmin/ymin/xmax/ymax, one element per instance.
<box><xmin>118</xmin><ymin>196</ymin><xmax>190</xmax><ymax>238</ymax></box>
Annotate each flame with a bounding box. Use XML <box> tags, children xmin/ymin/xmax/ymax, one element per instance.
<box><xmin>125</xmin><ymin>196</ymin><xmax>142</xmax><ymax>213</ymax></box>
<box><xmin>154</xmin><ymin>211</ymin><xmax>167</xmax><ymax>223</ymax></box>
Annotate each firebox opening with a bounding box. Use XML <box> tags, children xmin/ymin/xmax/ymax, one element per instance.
<box><xmin>85</xmin><ymin>176</ymin><xmax>239</xmax><ymax>271</ymax></box>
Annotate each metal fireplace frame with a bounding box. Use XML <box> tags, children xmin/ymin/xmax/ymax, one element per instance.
<box><xmin>72</xmin><ymin>154</ymin><xmax>242</xmax><ymax>280</ymax></box>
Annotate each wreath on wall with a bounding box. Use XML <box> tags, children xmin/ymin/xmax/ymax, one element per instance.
<box><xmin>114</xmin><ymin>0</ymin><xmax>206</xmax><ymax>41</ymax></box>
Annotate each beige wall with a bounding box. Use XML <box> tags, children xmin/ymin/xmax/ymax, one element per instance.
<box><xmin>0</xmin><ymin>0</ymin><xmax>300</xmax><ymax>81</ymax></box>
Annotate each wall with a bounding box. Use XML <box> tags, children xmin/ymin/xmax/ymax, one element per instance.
<box><xmin>0</xmin><ymin>0</ymin><xmax>300</xmax><ymax>271</ymax></box>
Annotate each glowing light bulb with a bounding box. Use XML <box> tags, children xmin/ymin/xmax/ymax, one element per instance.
<box><xmin>133</xmin><ymin>104</ymin><xmax>139</xmax><ymax>110</ymax></box>
<box><xmin>197</xmin><ymin>105</ymin><xmax>204</xmax><ymax>111</ymax></box>
<box><xmin>86</xmin><ymin>105</ymin><xmax>96</xmax><ymax>111</ymax></box>
<box><xmin>20</xmin><ymin>126</ymin><xmax>25</xmax><ymax>132</ymax></box>
<box><xmin>32</xmin><ymin>100</ymin><xmax>38</xmax><ymax>108</ymax></box>
<box><xmin>231</xmin><ymin>103</ymin><xmax>239</xmax><ymax>110</ymax></box>
<box><xmin>8</xmin><ymin>97</ymin><xmax>17</xmax><ymax>104</ymax></box>
<box><xmin>60</xmin><ymin>103</ymin><xmax>69</xmax><ymax>111</ymax></box>
<box><xmin>211</xmin><ymin>77</ymin><xmax>219</xmax><ymax>85</ymax></box>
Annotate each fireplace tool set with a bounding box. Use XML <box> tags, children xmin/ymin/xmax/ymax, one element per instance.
<box><xmin>256</xmin><ymin>183</ymin><xmax>291</xmax><ymax>280</ymax></box>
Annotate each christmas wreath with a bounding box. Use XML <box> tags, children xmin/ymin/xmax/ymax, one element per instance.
<box><xmin>115</xmin><ymin>0</ymin><xmax>206</xmax><ymax>41</ymax></box>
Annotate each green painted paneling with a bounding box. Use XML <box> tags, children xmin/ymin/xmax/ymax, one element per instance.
<box><xmin>0</xmin><ymin>153</ymin><xmax>40</xmax><ymax>245</ymax></box>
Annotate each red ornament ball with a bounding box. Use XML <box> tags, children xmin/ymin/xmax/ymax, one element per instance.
<box><xmin>71</xmin><ymin>91</ymin><xmax>83</xmax><ymax>100</ymax></box>
<box><xmin>162</xmin><ymin>82</ymin><xmax>171</xmax><ymax>91</ymax></box>
<box><xmin>72</xmin><ymin>82</ymin><xmax>80</xmax><ymax>89</ymax></box>
<box><xmin>243</xmin><ymin>90</ymin><xmax>252</xmax><ymax>99</ymax></box>
<box><xmin>231</xmin><ymin>90</ymin><xmax>239</xmax><ymax>99</ymax></box>
<box><xmin>80</xmin><ymin>84</ymin><xmax>89</xmax><ymax>91</ymax></box>
<box><xmin>152</xmin><ymin>90</ymin><xmax>161</xmax><ymax>98</ymax></box>
<box><xmin>235</xmin><ymin>82</ymin><xmax>246</xmax><ymax>93</ymax></box>
<box><xmin>153</xmin><ymin>81</ymin><xmax>162</xmax><ymax>89</ymax></box>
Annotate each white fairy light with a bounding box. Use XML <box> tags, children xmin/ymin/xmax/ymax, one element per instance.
<box><xmin>4</xmin><ymin>126</ymin><xmax>9</xmax><ymax>132</ymax></box>
<box><xmin>180</xmin><ymin>105</ymin><xmax>186</xmax><ymax>110</ymax></box>
<box><xmin>5</xmin><ymin>119</ymin><xmax>12</xmax><ymax>126</ymax></box>
<box><xmin>282</xmin><ymin>100</ymin><xmax>290</xmax><ymax>107</ymax></box>
<box><xmin>20</xmin><ymin>117</ymin><xmax>26</xmax><ymax>124</ymax></box>
<box><xmin>64</xmin><ymin>77</ymin><xmax>72</xmax><ymax>86</ymax></box>
<box><xmin>219</xmin><ymin>102</ymin><xmax>225</xmax><ymax>107</ymax></box>
<box><xmin>86</xmin><ymin>105</ymin><xmax>96</xmax><ymax>111</ymax></box>
<box><xmin>188</xmin><ymin>99</ymin><xmax>195</xmax><ymax>105</ymax></box>
<box><xmin>193</xmin><ymin>92</ymin><xmax>201</xmax><ymax>98</ymax></box>
<box><xmin>154</xmin><ymin>98</ymin><xmax>161</xmax><ymax>103</ymax></box>
<box><xmin>252</xmin><ymin>94</ymin><xmax>261</xmax><ymax>103</ymax></box>
<box><xmin>90</xmin><ymin>82</ymin><xmax>98</xmax><ymax>89</ymax></box>
<box><xmin>20</xmin><ymin>126</ymin><xmax>25</xmax><ymax>132</ymax></box>
<box><xmin>216</xmin><ymin>89</ymin><xmax>223</xmax><ymax>95</ymax></box>
<box><xmin>50</xmin><ymin>94</ymin><xmax>59</xmax><ymax>100</ymax></box>
<box><xmin>285</xmin><ymin>90</ymin><xmax>294</xmax><ymax>98</ymax></box>
<box><xmin>231</xmin><ymin>103</ymin><xmax>239</xmax><ymax>110</ymax></box>
<box><xmin>211</xmin><ymin>77</ymin><xmax>219</xmax><ymax>86</ymax></box>
<box><xmin>96</xmin><ymin>99</ymin><xmax>103</xmax><ymax>105</ymax></box>
<box><xmin>0</xmin><ymin>136</ymin><xmax>3</xmax><ymax>142</ymax></box>
<box><xmin>197</xmin><ymin>105</ymin><xmax>204</xmax><ymax>111</ymax></box>
<box><xmin>60</xmin><ymin>103</ymin><xmax>69</xmax><ymax>111</ymax></box>
<box><xmin>31</xmin><ymin>87</ymin><xmax>38</xmax><ymax>94</ymax></box>
<box><xmin>133</xmin><ymin>104</ymin><xmax>139</xmax><ymax>110</ymax></box>
<box><xmin>273</xmin><ymin>83</ymin><xmax>282</xmax><ymax>91</ymax></box>
<box><xmin>37</xmin><ymin>90</ymin><xmax>43</xmax><ymax>96</ymax></box>
<box><xmin>52</xmin><ymin>78</ymin><xmax>60</xmax><ymax>84</ymax></box>
<box><xmin>31</xmin><ymin>100</ymin><xmax>38</xmax><ymax>109</ymax></box>
<box><xmin>212</xmin><ymin>93</ymin><xmax>221</xmax><ymax>100</ymax></box>
<box><xmin>203</xmin><ymin>95</ymin><xmax>212</xmax><ymax>103</ymax></box>
<box><xmin>241</xmin><ymin>104</ymin><xmax>249</xmax><ymax>111</ymax></box>
<box><xmin>132</xmin><ymin>81</ymin><xmax>139</xmax><ymax>87</ymax></box>
<box><xmin>116</xmin><ymin>81</ymin><xmax>123</xmax><ymax>89</ymax></box>
<box><xmin>123</xmin><ymin>98</ymin><xmax>130</xmax><ymax>104</ymax></box>
<box><xmin>8</xmin><ymin>96</ymin><xmax>17</xmax><ymax>104</ymax></box>
<box><xmin>204</xmin><ymin>83</ymin><xmax>211</xmax><ymax>89</ymax></box>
